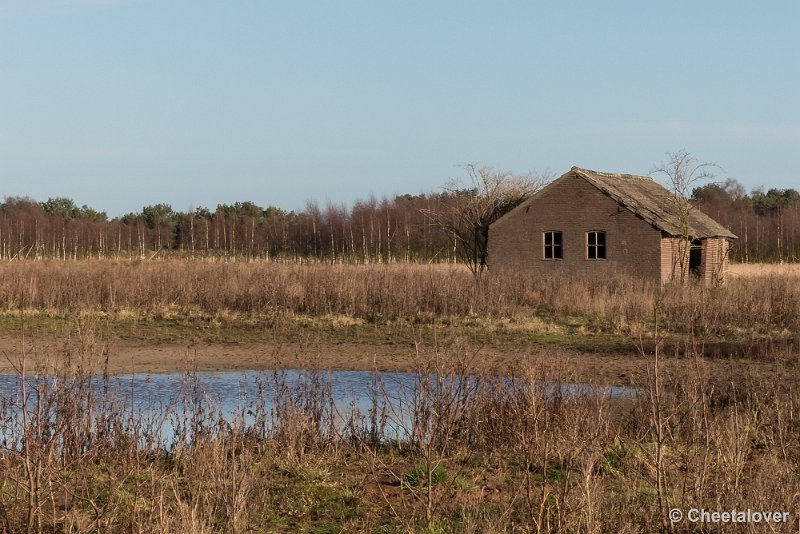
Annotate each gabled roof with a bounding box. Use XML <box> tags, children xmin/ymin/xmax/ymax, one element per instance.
<box><xmin>569</xmin><ymin>167</ymin><xmax>736</xmax><ymax>239</ymax></box>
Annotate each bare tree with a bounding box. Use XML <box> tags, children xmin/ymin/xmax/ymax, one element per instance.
<box><xmin>424</xmin><ymin>164</ymin><xmax>548</xmax><ymax>276</ymax></box>
<box><xmin>651</xmin><ymin>150</ymin><xmax>718</xmax><ymax>283</ymax></box>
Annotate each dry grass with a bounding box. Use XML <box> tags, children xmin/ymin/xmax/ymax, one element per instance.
<box><xmin>729</xmin><ymin>262</ymin><xmax>800</xmax><ymax>278</ymax></box>
<box><xmin>0</xmin><ymin>259</ymin><xmax>799</xmax><ymax>346</ymax></box>
<box><xmin>0</xmin><ymin>258</ymin><xmax>798</xmax><ymax>531</ymax></box>
<box><xmin>0</xmin><ymin>330</ymin><xmax>798</xmax><ymax>532</ymax></box>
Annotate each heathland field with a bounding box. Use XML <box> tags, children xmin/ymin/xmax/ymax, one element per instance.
<box><xmin>728</xmin><ymin>261</ymin><xmax>800</xmax><ymax>278</ymax></box>
<box><xmin>0</xmin><ymin>260</ymin><xmax>798</xmax><ymax>379</ymax></box>
<box><xmin>0</xmin><ymin>259</ymin><xmax>798</xmax><ymax>532</ymax></box>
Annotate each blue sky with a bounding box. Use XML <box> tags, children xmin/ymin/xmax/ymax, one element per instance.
<box><xmin>1</xmin><ymin>1</ymin><xmax>798</xmax><ymax>216</ymax></box>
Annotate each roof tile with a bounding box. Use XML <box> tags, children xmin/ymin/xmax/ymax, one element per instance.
<box><xmin>571</xmin><ymin>167</ymin><xmax>737</xmax><ymax>239</ymax></box>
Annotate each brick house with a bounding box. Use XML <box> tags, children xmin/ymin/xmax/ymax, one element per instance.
<box><xmin>488</xmin><ymin>167</ymin><xmax>737</xmax><ymax>284</ymax></box>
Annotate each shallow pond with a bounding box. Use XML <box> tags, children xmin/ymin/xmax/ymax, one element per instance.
<box><xmin>0</xmin><ymin>370</ymin><xmax>638</xmax><ymax>447</ymax></box>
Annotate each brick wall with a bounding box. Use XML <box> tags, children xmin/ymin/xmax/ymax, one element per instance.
<box><xmin>701</xmin><ymin>237</ymin><xmax>730</xmax><ymax>285</ymax></box>
<box><xmin>659</xmin><ymin>236</ymin><xmax>730</xmax><ymax>285</ymax></box>
<box><xmin>488</xmin><ymin>172</ymin><xmax>664</xmax><ymax>282</ymax></box>
<box><xmin>660</xmin><ymin>236</ymin><xmax>682</xmax><ymax>283</ymax></box>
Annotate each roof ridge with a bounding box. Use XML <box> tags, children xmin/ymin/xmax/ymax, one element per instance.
<box><xmin>571</xmin><ymin>166</ymin><xmax>737</xmax><ymax>239</ymax></box>
<box><xmin>490</xmin><ymin>166</ymin><xmax>737</xmax><ymax>240</ymax></box>
<box><xmin>573</xmin><ymin>166</ymin><xmax>652</xmax><ymax>181</ymax></box>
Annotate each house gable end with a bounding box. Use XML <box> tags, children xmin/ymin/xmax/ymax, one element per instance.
<box><xmin>488</xmin><ymin>169</ymin><xmax>664</xmax><ymax>280</ymax></box>
<box><xmin>491</xmin><ymin>166</ymin><xmax>736</xmax><ymax>241</ymax></box>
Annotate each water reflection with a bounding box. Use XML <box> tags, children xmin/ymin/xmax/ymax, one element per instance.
<box><xmin>0</xmin><ymin>370</ymin><xmax>638</xmax><ymax>448</ymax></box>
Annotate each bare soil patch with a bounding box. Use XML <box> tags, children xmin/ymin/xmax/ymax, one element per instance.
<box><xmin>0</xmin><ymin>330</ymin><xmax>654</xmax><ymax>384</ymax></box>
<box><xmin>2</xmin><ymin>332</ymin><xmax>794</xmax><ymax>390</ymax></box>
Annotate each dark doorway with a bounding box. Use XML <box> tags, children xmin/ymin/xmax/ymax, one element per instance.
<box><xmin>689</xmin><ymin>241</ymin><xmax>703</xmax><ymax>276</ymax></box>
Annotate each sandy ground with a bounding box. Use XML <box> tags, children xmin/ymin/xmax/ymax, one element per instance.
<box><xmin>0</xmin><ymin>335</ymin><xmax>405</xmax><ymax>374</ymax></box>
<box><xmin>0</xmin><ymin>333</ymin><xmax>655</xmax><ymax>386</ymax></box>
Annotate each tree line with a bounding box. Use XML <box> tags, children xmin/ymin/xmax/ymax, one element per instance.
<box><xmin>0</xmin><ymin>173</ymin><xmax>797</xmax><ymax>263</ymax></box>
<box><xmin>692</xmin><ymin>179</ymin><xmax>800</xmax><ymax>262</ymax></box>
<box><xmin>0</xmin><ymin>193</ymin><xmax>460</xmax><ymax>262</ymax></box>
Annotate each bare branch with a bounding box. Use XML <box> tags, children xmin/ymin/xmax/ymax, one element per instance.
<box><xmin>650</xmin><ymin>150</ymin><xmax>719</xmax><ymax>282</ymax></box>
<box><xmin>650</xmin><ymin>149</ymin><xmax>720</xmax><ymax>201</ymax></box>
<box><xmin>423</xmin><ymin>164</ymin><xmax>550</xmax><ymax>275</ymax></box>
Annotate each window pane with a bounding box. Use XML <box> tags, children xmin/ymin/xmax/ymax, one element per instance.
<box><xmin>586</xmin><ymin>232</ymin><xmax>606</xmax><ymax>260</ymax></box>
<box><xmin>544</xmin><ymin>232</ymin><xmax>562</xmax><ymax>260</ymax></box>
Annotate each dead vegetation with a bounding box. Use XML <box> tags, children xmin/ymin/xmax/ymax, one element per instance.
<box><xmin>0</xmin><ymin>260</ymin><xmax>798</xmax><ymax>346</ymax></box>
<box><xmin>0</xmin><ymin>259</ymin><xmax>798</xmax><ymax>531</ymax></box>
<box><xmin>728</xmin><ymin>262</ymin><xmax>800</xmax><ymax>278</ymax></box>
<box><xmin>0</xmin><ymin>328</ymin><xmax>797</xmax><ymax>533</ymax></box>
